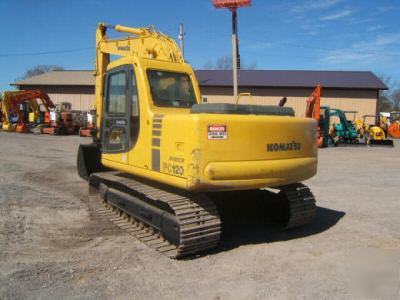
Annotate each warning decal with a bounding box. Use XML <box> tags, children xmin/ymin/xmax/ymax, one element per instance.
<box><xmin>208</xmin><ymin>125</ymin><xmax>227</xmax><ymax>140</ymax></box>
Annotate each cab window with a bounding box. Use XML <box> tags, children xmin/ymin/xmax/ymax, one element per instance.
<box><xmin>107</xmin><ymin>71</ymin><xmax>126</xmax><ymax>114</ymax></box>
<box><xmin>147</xmin><ymin>70</ymin><xmax>196</xmax><ymax>108</ymax></box>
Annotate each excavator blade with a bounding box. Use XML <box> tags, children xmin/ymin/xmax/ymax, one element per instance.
<box><xmin>369</xmin><ymin>139</ymin><xmax>394</xmax><ymax>147</ymax></box>
<box><xmin>77</xmin><ymin>143</ymin><xmax>106</xmax><ymax>180</ymax></box>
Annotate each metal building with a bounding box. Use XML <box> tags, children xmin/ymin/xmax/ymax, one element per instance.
<box><xmin>11</xmin><ymin>69</ymin><xmax>387</xmax><ymax>117</ymax></box>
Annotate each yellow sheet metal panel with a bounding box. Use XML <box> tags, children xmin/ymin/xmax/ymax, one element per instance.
<box><xmin>204</xmin><ymin>157</ymin><xmax>316</xmax><ymax>184</ymax></box>
<box><xmin>103</xmin><ymin>107</ymin><xmax>318</xmax><ymax>191</ymax></box>
<box><xmin>183</xmin><ymin>114</ymin><xmax>317</xmax><ymax>190</ymax></box>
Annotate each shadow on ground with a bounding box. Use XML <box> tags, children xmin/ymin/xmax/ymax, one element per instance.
<box><xmin>198</xmin><ymin>190</ymin><xmax>346</xmax><ymax>257</ymax></box>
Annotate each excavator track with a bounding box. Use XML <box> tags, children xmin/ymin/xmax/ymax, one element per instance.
<box><xmin>89</xmin><ymin>171</ymin><xmax>221</xmax><ymax>258</ymax></box>
<box><xmin>88</xmin><ymin>172</ymin><xmax>315</xmax><ymax>258</ymax></box>
<box><xmin>278</xmin><ymin>183</ymin><xmax>317</xmax><ymax>229</ymax></box>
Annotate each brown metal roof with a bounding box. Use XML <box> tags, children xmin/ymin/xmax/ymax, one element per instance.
<box><xmin>11</xmin><ymin>69</ymin><xmax>388</xmax><ymax>90</ymax></box>
<box><xmin>12</xmin><ymin>70</ymin><xmax>95</xmax><ymax>87</ymax></box>
<box><xmin>196</xmin><ymin>70</ymin><xmax>388</xmax><ymax>90</ymax></box>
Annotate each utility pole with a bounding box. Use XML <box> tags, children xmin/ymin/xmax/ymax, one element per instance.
<box><xmin>232</xmin><ymin>10</ymin><xmax>239</xmax><ymax>98</ymax></box>
<box><xmin>179</xmin><ymin>23</ymin><xmax>185</xmax><ymax>59</ymax></box>
<box><xmin>213</xmin><ymin>0</ymin><xmax>251</xmax><ymax>99</ymax></box>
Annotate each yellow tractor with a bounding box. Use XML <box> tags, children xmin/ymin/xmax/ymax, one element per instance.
<box><xmin>77</xmin><ymin>23</ymin><xmax>318</xmax><ymax>258</ymax></box>
<box><xmin>362</xmin><ymin>114</ymin><xmax>394</xmax><ymax>147</ymax></box>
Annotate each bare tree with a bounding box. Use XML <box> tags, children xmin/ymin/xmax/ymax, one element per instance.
<box><xmin>203</xmin><ymin>55</ymin><xmax>257</xmax><ymax>70</ymax></box>
<box><xmin>379</xmin><ymin>94</ymin><xmax>393</xmax><ymax>112</ymax></box>
<box><xmin>216</xmin><ymin>56</ymin><xmax>233</xmax><ymax>70</ymax></box>
<box><xmin>203</xmin><ymin>60</ymin><xmax>214</xmax><ymax>70</ymax></box>
<box><xmin>392</xmin><ymin>90</ymin><xmax>400</xmax><ymax>111</ymax></box>
<box><xmin>19</xmin><ymin>64</ymin><xmax>64</xmax><ymax>80</ymax></box>
<box><xmin>378</xmin><ymin>75</ymin><xmax>400</xmax><ymax>112</ymax></box>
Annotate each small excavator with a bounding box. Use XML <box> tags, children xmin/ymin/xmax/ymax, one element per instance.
<box><xmin>361</xmin><ymin>114</ymin><xmax>394</xmax><ymax>147</ymax></box>
<box><xmin>317</xmin><ymin>106</ymin><xmax>364</xmax><ymax>147</ymax></box>
<box><xmin>77</xmin><ymin>23</ymin><xmax>319</xmax><ymax>258</ymax></box>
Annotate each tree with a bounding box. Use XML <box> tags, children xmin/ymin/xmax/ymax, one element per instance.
<box><xmin>203</xmin><ymin>55</ymin><xmax>257</xmax><ymax>70</ymax></box>
<box><xmin>216</xmin><ymin>56</ymin><xmax>233</xmax><ymax>70</ymax></box>
<box><xmin>379</xmin><ymin>94</ymin><xmax>393</xmax><ymax>112</ymax></box>
<box><xmin>392</xmin><ymin>90</ymin><xmax>400</xmax><ymax>111</ymax></box>
<box><xmin>378</xmin><ymin>75</ymin><xmax>400</xmax><ymax>112</ymax></box>
<box><xmin>19</xmin><ymin>64</ymin><xmax>64</xmax><ymax>80</ymax></box>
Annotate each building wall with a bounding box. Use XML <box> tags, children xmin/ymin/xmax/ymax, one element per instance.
<box><xmin>201</xmin><ymin>86</ymin><xmax>378</xmax><ymax>118</ymax></box>
<box><xmin>19</xmin><ymin>85</ymin><xmax>95</xmax><ymax>111</ymax></box>
<box><xmin>18</xmin><ymin>85</ymin><xmax>378</xmax><ymax>118</ymax></box>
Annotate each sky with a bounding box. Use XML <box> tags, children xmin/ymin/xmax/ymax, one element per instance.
<box><xmin>0</xmin><ymin>0</ymin><xmax>399</xmax><ymax>91</ymax></box>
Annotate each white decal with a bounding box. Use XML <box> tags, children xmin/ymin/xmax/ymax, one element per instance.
<box><xmin>208</xmin><ymin>125</ymin><xmax>227</xmax><ymax>140</ymax></box>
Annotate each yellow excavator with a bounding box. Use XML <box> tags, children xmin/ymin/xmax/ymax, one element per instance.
<box><xmin>1</xmin><ymin>91</ymin><xmax>21</xmax><ymax>132</ymax></box>
<box><xmin>77</xmin><ymin>23</ymin><xmax>318</xmax><ymax>258</ymax></box>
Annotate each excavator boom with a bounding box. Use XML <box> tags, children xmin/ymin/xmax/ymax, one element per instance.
<box><xmin>93</xmin><ymin>23</ymin><xmax>185</xmax><ymax>130</ymax></box>
<box><xmin>305</xmin><ymin>85</ymin><xmax>324</xmax><ymax>147</ymax></box>
<box><xmin>305</xmin><ymin>84</ymin><xmax>322</xmax><ymax>120</ymax></box>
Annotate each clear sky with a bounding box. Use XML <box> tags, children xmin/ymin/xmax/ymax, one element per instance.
<box><xmin>0</xmin><ymin>0</ymin><xmax>399</xmax><ymax>91</ymax></box>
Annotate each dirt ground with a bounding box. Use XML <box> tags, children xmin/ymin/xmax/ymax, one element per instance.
<box><xmin>1</xmin><ymin>132</ymin><xmax>399</xmax><ymax>299</ymax></box>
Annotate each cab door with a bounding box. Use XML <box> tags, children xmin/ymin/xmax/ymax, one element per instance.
<box><xmin>102</xmin><ymin>65</ymin><xmax>139</xmax><ymax>164</ymax></box>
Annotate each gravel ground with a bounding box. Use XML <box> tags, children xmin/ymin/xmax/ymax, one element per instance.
<box><xmin>0</xmin><ymin>132</ymin><xmax>399</xmax><ymax>299</ymax></box>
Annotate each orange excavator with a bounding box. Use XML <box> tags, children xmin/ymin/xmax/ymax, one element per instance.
<box><xmin>388</xmin><ymin>111</ymin><xmax>400</xmax><ymax>138</ymax></box>
<box><xmin>278</xmin><ymin>85</ymin><xmax>323</xmax><ymax>146</ymax></box>
<box><xmin>1</xmin><ymin>90</ymin><xmax>55</xmax><ymax>133</ymax></box>
<box><xmin>305</xmin><ymin>85</ymin><xmax>323</xmax><ymax>147</ymax></box>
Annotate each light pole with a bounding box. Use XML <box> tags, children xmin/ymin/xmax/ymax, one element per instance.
<box><xmin>179</xmin><ymin>23</ymin><xmax>184</xmax><ymax>59</ymax></box>
<box><xmin>213</xmin><ymin>0</ymin><xmax>251</xmax><ymax>99</ymax></box>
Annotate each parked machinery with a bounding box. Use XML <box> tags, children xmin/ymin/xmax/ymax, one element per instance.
<box><xmin>388</xmin><ymin>111</ymin><xmax>400</xmax><ymax>138</ymax></box>
<box><xmin>42</xmin><ymin>109</ymin><xmax>76</xmax><ymax>135</ymax></box>
<box><xmin>76</xmin><ymin>23</ymin><xmax>318</xmax><ymax>258</ymax></box>
<box><xmin>305</xmin><ymin>85</ymin><xmax>324</xmax><ymax>147</ymax></box>
<box><xmin>1</xmin><ymin>91</ymin><xmax>21</xmax><ymax>132</ymax></box>
<box><xmin>40</xmin><ymin>102</ymin><xmax>80</xmax><ymax>135</ymax></box>
<box><xmin>319</xmin><ymin>106</ymin><xmax>363</xmax><ymax>147</ymax></box>
<box><xmin>0</xmin><ymin>92</ymin><xmax>18</xmax><ymax>131</ymax></box>
<box><xmin>79</xmin><ymin>110</ymin><xmax>96</xmax><ymax>137</ymax></box>
<box><xmin>303</xmin><ymin>89</ymin><xmax>365</xmax><ymax>148</ymax></box>
<box><xmin>361</xmin><ymin>114</ymin><xmax>394</xmax><ymax>147</ymax></box>
<box><xmin>0</xmin><ymin>90</ymin><xmax>55</xmax><ymax>133</ymax></box>
<box><xmin>0</xmin><ymin>97</ymin><xmax>3</xmax><ymax>127</ymax></box>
